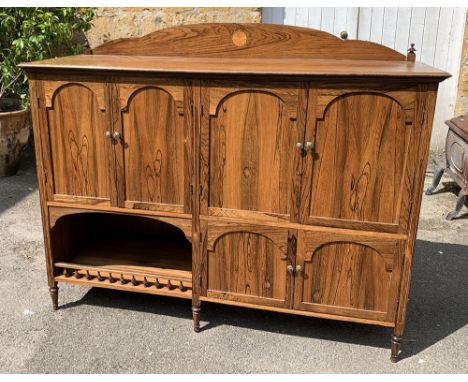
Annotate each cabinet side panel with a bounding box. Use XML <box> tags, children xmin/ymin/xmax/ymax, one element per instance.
<box><xmin>395</xmin><ymin>84</ymin><xmax>439</xmax><ymax>335</ymax></box>
<box><xmin>29</xmin><ymin>79</ymin><xmax>55</xmax><ymax>286</ymax></box>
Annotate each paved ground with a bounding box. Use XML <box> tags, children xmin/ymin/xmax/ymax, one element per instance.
<box><xmin>0</xmin><ymin>145</ymin><xmax>467</xmax><ymax>373</ymax></box>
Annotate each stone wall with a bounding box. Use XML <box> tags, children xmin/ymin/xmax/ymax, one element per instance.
<box><xmin>455</xmin><ymin>12</ymin><xmax>468</xmax><ymax>117</ymax></box>
<box><xmin>85</xmin><ymin>7</ymin><xmax>262</xmax><ymax>48</ymax></box>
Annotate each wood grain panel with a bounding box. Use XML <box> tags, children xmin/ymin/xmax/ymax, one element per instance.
<box><xmin>207</xmin><ymin>231</ymin><xmax>289</xmax><ymax>308</ymax></box>
<box><xmin>294</xmin><ymin>230</ymin><xmax>403</xmax><ymax>321</ymax></box>
<box><xmin>306</xmin><ymin>92</ymin><xmax>410</xmax><ymax>227</ymax></box>
<box><xmin>46</xmin><ymin>83</ymin><xmax>111</xmax><ymax>200</ymax></box>
<box><xmin>305</xmin><ymin>243</ymin><xmax>390</xmax><ymax>311</ymax></box>
<box><xmin>91</xmin><ymin>23</ymin><xmax>406</xmax><ymax>61</ymax></box>
<box><xmin>208</xmin><ymin>87</ymin><xmax>301</xmax><ymax>219</ymax></box>
<box><xmin>120</xmin><ymin>86</ymin><xmax>185</xmax><ymax>211</ymax></box>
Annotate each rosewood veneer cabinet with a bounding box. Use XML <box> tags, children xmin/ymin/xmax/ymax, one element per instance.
<box><xmin>20</xmin><ymin>24</ymin><xmax>449</xmax><ymax>362</ymax></box>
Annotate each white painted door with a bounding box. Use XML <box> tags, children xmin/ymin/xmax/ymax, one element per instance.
<box><xmin>263</xmin><ymin>7</ymin><xmax>467</xmax><ymax>150</ymax></box>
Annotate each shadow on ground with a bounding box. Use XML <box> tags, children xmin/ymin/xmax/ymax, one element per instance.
<box><xmin>58</xmin><ymin>238</ymin><xmax>468</xmax><ymax>362</ymax></box>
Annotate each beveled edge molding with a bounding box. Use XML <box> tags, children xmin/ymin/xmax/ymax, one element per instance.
<box><xmin>43</xmin><ymin>81</ymin><xmax>106</xmax><ymax>111</ymax></box>
<box><xmin>316</xmin><ymin>89</ymin><xmax>417</xmax><ymax>123</ymax></box>
<box><xmin>302</xmin><ymin>233</ymin><xmax>401</xmax><ymax>273</ymax></box>
<box><xmin>207</xmin><ymin>225</ymin><xmax>289</xmax><ymax>254</ymax></box>
<box><xmin>208</xmin><ymin>87</ymin><xmax>299</xmax><ymax>121</ymax></box>
<box><xmin>118</xmin><ymin>83</ymin><xmax>185</xmax><ymax>115</ymax></box>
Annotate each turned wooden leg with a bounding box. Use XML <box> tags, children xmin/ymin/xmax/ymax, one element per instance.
<box><xmin>390</xmin><ymin>333</ymin><xmax>402</xmax><ymax>363</ymax></box>
<box><xmin>425</xmin><ymin>167</ymin><xmax>444</xmax><ymax>195</ymax></box>
<box><xmin>446</xmin><ymin>190</ymin><xmax>466</xmax><ymax>220</ymax></box>
<box><xmin>192</xmin><ymin>305</ymin><xmax>201</xmax><ymax>333</ymax></box>
<box><xmin>49</xmin><ymin>282</ymin><xmax>59</xmax><ymax>311</ymax></box>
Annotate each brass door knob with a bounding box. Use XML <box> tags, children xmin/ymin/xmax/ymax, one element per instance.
<box><xmin>113</xmin><ymin>131</ymin><xmax>122</xmax><ymax>141</ymax></box>
<box><xmin>286</xmin><ymin>264</ymin><xmax>294</xmax><ymax>274</ymax></box>
<box><xmin>296</xmin><ymin>142</ymin><xmax>305</xmax><ymax>156</ymax></box>
<box><xmin>105</xmin><ymin>131</ymin><xmax>112</xmax><ymax>139</ymax></box>
<box><xmin>305</xmin><ymin>141</ymin><xmax>314</xmax><ymax>152</ymax></box>
<box><xmin>295</xmin><ymin>265</ymin><xmax>303</xmax><ymax>273</ymax></box>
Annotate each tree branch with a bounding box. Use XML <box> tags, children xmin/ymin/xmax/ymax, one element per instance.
<box><xmin>0</xmin><ymin>71</ymin><xmax>22</xmax><ymax>101</ymax></box>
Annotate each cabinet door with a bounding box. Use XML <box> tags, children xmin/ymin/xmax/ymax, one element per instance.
<box><xmin>204</xmin><ymin>222</ymin><xmax>294</xmax><ymax>308</ymax></box>
<box><xmin>293</xmin><ymin>229</ymin><xmax>404</xmax><ymax>323</ymax></box>
<box><xmin>300</xmin><ymin>85</ymin><xmax>419</xmax><ymax>233</ymax></box>
<box><xmin>200</xmin><ymin>81</ymin><xmax>307</xmax><ymax>223</ymax></box>
<box><xmin>113</xmin><ymin>80</ymin><xmax>192</xmax><ymax>213</ymax></box>
<box><xmin>43</xmin><ymin>80</ymin><xmax>113</xmax><ymax>205</ymax></box>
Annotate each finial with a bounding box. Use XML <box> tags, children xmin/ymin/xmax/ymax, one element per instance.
<box><xmin>340</xmin><ymin>31</ymin><xmax>348</xmax><ymax>40</ymax></box>
<box><xmin>407</xmin><ymin>43</ymin><xmax>416</xmax><ymax>62</ymax></box>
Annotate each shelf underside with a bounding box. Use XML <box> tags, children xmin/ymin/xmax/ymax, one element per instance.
<box><xmin>55</xmin><ymin>237</ymin><xmax>192</xmax><ymax>299</ymax></box>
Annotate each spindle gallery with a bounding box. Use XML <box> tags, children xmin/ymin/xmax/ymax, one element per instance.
<box><xmin>20</xmin><ymin>23</ymin><xmax>449</xmax><ymax>363</ymax></box>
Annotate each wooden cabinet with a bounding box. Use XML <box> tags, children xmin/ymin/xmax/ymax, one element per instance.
<box><xmin>21</xmin><ymin>23</ymin><xmax>449</xmax><ymax>363</ymax></box>
<box><xmin>40</xmin><ymin>78</ymin><xmax>192</xmax><ymax>213</ymax></box>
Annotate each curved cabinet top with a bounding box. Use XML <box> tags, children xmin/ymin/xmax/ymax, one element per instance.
<box><xmin>20</xmin><ymin>23</ymin><xmax>449</xmax><ymax>80</ymax></box>
<box><xmin>91</xmin><ymin>23</ymin><xmax>405</xmax><ymax>60</ymax></box>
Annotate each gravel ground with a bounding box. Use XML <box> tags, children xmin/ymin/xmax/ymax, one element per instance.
<box><xmin>0</xmin><ymin>146</ymin><xmax>467</xmax><ymax>373</ymax></box>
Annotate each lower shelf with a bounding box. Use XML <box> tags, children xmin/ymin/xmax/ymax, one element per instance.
<box><xmin>54</xmin><ymin>237</ymin><xmax>192</xmax><ymax>299</ymax></box>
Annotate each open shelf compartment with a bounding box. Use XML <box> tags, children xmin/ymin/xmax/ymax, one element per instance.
<box><xmin>51</xmin><ymin>212</ymin><xmax>193</xmax><ymax>299</ymax></box>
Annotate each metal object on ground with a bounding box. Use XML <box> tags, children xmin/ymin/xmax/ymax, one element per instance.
<box><xmin>426</xmin><ymin>115</ymin><xmax>468</xmax><ymax>220</ymax></box>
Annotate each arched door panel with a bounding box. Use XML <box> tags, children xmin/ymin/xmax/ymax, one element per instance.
<box><xmin>206</xmin><ymin>225</ymin><xmax>292</xmax><ymax>308</ymax></box>
<box><xmin>116</xmin><ymin>81</ymin><xmax>190</xmax><ymax>213</ymax></box>
<box><xmin>200</xmin><ymin>81</ymin><xmax>307</xmax><ymax>223</ymax></box>
<box><xmin>45</xmin><ymin>82</ymin><xmax>112</xmax><ymax>205</ymax></box>
<box><xmin>293</xmin><ymin>230</ymin><xmax>404</xmax><ymax>323</ymax></box>
<box><xmin>301</xmin><ymin>86</ymin><xmax>419</xmax><ymax>233</ymax></box>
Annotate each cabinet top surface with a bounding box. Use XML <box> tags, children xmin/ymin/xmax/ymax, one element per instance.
<box><xmin>20</xmin><ymin>54</ymin><xmax>449</xmax><ymax>79</ymax></box>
